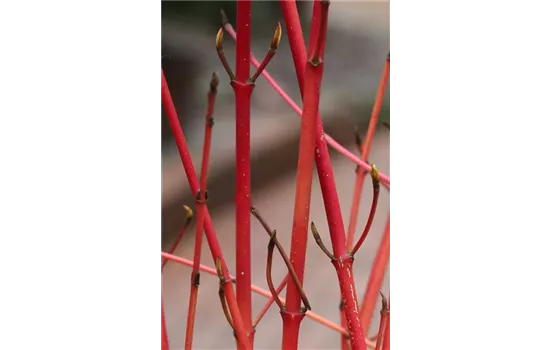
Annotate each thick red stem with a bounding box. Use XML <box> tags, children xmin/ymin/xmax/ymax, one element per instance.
<box><xmin>281</xmin><ymin>311</ymin><xmax>306</xmax><ymax>348</ymax></box>
<box><xmin>282</xmin><ymin>1</ymin><xmax>327</xmax><ymax>348</ymax></box>
<box><xmin>280</xmin><ymin>1</ymin><xmax>367</xmax><ymax>349</ymax></box>
<box><xmin>331</xmin><ymin>257</ymin><xmax>364</xmax><ymax>348</ymax></box>
<box><xmin>359</xmin><ymin>215</ymin><xmax>390</xmax><ymax>334</ymax></box>
<box><xmin>161</xmin><ymin>70</ymin><xmax>250</xmax><ymax>350</ymax></box>
<box><xmin>234</xmin><ymin>2</ymin><xmax>254</xmax><ymax>342</ymax></box>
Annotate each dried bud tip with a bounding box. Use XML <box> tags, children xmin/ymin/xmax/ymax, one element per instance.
<box><xmin>183</xmin><ymin>205</ymin><xmax>193</xmax><ymax>219</ymax></box>
<box><xmin>370</xmin><ymin>164</ymin><xmax>380</xmax><ymax>183</ymax></box>
<box><xmin>321</xmin><ymin>0</ymin><xmax>330</xmax><ymax>6</ymax></box>
<box><xmin>270</xmin><ymin>22</ymin><xmax>282</xmax><ymax>50</ymax></box>
<box><xmin>210</xmin><ymin>72</ymin><xmax>219</xmax><ymax>92</ymax></box>
<box><xmin>387</xmin><ymin>52</ymin><xmax>390</xmax><ymax>61</ymax></box>
<box><xmin>220</xmin><ymin>9</ymin><xmax>229</xmax><ymax>25</ymax></box>
<box><xmin>380</xmin><ymin>291</ymin><xmax>389</xmax><ymax>311</ymax></box>
<box><xmin>216</xmin><ymin>28</ymin><xmax>224</xmax><ymax>51</ymax></box>
<box><xmin>215</xmin><ymin>257</ymin><xmax>223</xmax><ymax>278</ymax></box>
<box><xmin>310</xmin><ymin>221</ymin><xmax>318</xmax><ymax>234</ymax></box>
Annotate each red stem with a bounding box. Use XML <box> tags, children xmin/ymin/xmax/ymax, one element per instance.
<box><xmin>162</xmin><ymin>300</ymin><xmax>169</xmax><ymax>350</ymax></box>
<box><xmin>184</xmin><ymin>74</ymin><xmax>218</xmax><ymax>350</ymax></box>
<box><xmin>161</xmin><ymin>70</ymin><xmax>251</xmax><ymax>350</ymax></box>
<box><xmin>374</xmin><ymin>294</ymin><xmax>389</xmax><ymax>350</ymax></box>
<box><xmin>339</xmin><ymin>301</ymin><xmax>349</xmax><ymax>350</ymax></box>
<box><xmin>381</xmin><ymin>312</ymin><xmax>390</xmax><ymax>350</ymax></box>
<box><xmin>222</xmin><ymin>17</ymin><xmax>390</xmax><ymax>187</ymax></box>
<box><xmin>280</xmin><ymin>1</ymin><xmax>367</xmax><ymax>348</ymax></box>
<box><xmin>161</xmin><ymin>206</ymin><xmax>192</xmax><ymax>269</ymax></box>
<box><xmin>162</xmin><ymin>252</ymin><xmax>372</xmax><ymax>345</ymax></box>
<box><xmin>359</xmin><ymin>215</ymin><xmax>390</xmax><ymax>335</ymax></box>
<box><xmin>234</xmin><ymin>2</ymin><xmax>254</xmax><ymax>342</ymax></box>
<box><xmin>281</xmin><ymin>1</ymin><xmax>328</xmax><ymax>348</ymax></box>
<box><xmin>350</xmin><ymin>172</ymin><xmax>380</xmax><ymax>256</ymax></box>
<box><xmin>345</xmin><ymin>57</ymin><xmax>390</xmax><ymax>252</ymax></box>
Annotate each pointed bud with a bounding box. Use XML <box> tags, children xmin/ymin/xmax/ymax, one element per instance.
<box><xmin>371</xmin><ymin>164</ymin><xmax>380</xmax><ymax>184</ymax></box>
<box><xmin>209</xmin><ymin>72</ymin><xmax>219</xmax><ymax>93</ymax></box>
<box><xmin>216</xmin><ymin>28</ymin><xmax>224</xmax><ymax>51</ymax></box>
<box><xmin>183</xmin><ymin>205</ymin><xmax>193</xmax><ymax>220</ymax></box>
<box><xmin>270</xmin><ymin>22</ymin><xmax>282</xmax><ymax>51</ymax></box>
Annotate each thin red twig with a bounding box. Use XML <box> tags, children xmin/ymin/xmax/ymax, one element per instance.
<box><xmin>381</xmin><ymin>312</ymin><xmax>390</xmax><ymax>350</ymax></box>
<box><xmin>359</xmin><ymin>214</ymin><xmax>390</xmax><ymax>335</ymax></box>
<box><xmin>161</xmin><ymin>70</ymin><xmax>251</xmax><ymax>350</ymax></box>
<box><xmin>345</xmin><ymin>55</ymin><xmax>390</xmax><ymax>252</ymax></box>
<box><xmin>374</xmin><ymin>293</ymin><xmax>389</xmax><ymax>350</ymax></box>
<box><xmin>162</xmin><ymin>300</ymin><xmax>169</xmax><ymax>350</ymax></box>
<box><xmin>184</xmin><ymin>73</ymin><xmax>219</xmax><ymax>350</ymax></box>
<box><xmin>350</xmin><ymin>166</ymin><xmax>380</xmax><ymax>256</ymax></box>
<box><xmin>161</xmin><ymin>205</ymin><xmax>193</xmax><ymax>269</ymax></box>
<box><xmin>252</xmin><ymin>276</ymin><xmax>287</xmax><ymax>328</ymax></box>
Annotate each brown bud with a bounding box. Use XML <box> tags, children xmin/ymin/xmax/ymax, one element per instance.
<box><xmin>210</xmin><ymin>72</ymin><xmax>219</xmax><ymax>93</ymax></box>
<box><xmin>370</xmin><ymin>164</ymin><xmax>380</xmax><ymax>184</ymax></box>
<box><xmin>270</xmin><ymin>22</ymin><xmax>282</xmax><ymax>51</ymax></box>
<box><xmin>216</xmin><ymin>28</ymin><xmax>224</xmax><ymax>51</ymax></box>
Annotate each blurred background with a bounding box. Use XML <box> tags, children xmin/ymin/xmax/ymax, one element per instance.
<box><xmin>162</xmin><ymin>1</ymin><xmax>389</xmax><ymax>348</ymax></box>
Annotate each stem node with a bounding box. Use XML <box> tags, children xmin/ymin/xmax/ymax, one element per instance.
<box><xmin>309</xmin><ymin>0</ymin><xmax>330</xmax><ymax>64</ymax></box>
<box><xmin>193</xmin><ymin>272</ymin><xmax>200</xmax><ymax>287</ymax></box>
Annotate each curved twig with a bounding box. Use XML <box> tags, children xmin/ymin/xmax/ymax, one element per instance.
<box><xmin>251</xmin><ymin>206</ymin><xmax>311</xmax><ymax>310</ymax></box>
<box><xmin>310</xmin><ymin>221</ymin><xmax>335</xmax><ymax>260</ymax></box>
<box><xmin>266</xmin><ymin>232</ymin><xmax>285</xmax><ymax>310</ymax></box>
<box><xmin>351</xmin><ymin>164</ymin><xmax>381</xmax><ymax>256</ymax></box>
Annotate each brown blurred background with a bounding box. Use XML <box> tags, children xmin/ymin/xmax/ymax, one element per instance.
<box><xmin>162</xmin><ymin>1</ymin><xmax>390</xmax><ymax>348</ymax></box>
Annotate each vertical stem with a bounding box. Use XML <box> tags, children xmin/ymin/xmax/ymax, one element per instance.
<box><xmin>184</xmin><ymin>74</ymin><xmax>218</xmax><ymax>350</ymax></box>
<box><xmin>161</xmin><ymin>70</ymin><xmax>251</xmax><ymax>350</ymax></box>
<box><xmin>162</xmin><ymin>300</ymin><xmax>169</xmax><ymax>350</ymax></box>
<box><xmin>280</xmin><ymin>1</ymin><xmax>366</xmax><ymax>348</ymax></box>
<box><xmin>281</xmin><ymin>1</ymin><xmax>326</xmax><ymax>348</ymax></box>
<box><xmin>381</xmin><ymin>313</ymin><xmax>390</xmax><ymax>350</ymax></box>
<box><xmin>234</xmin><ymin>1</ymin><xmax>253</xmax><ymax>343</ymax></box>
<box><xmin>339</xmin><ymin>300</ymin><xmax>349</xmax><ymax>350</ymax></box>
<box><xmin>359</xmin><ymin>215</ymin><xmax>390</xmax><ymax>335</ymax></box>
<box><xmin>374</xmin><ymin>294</ymin><xmax>389</xmax><ymax>350</ymax></box>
